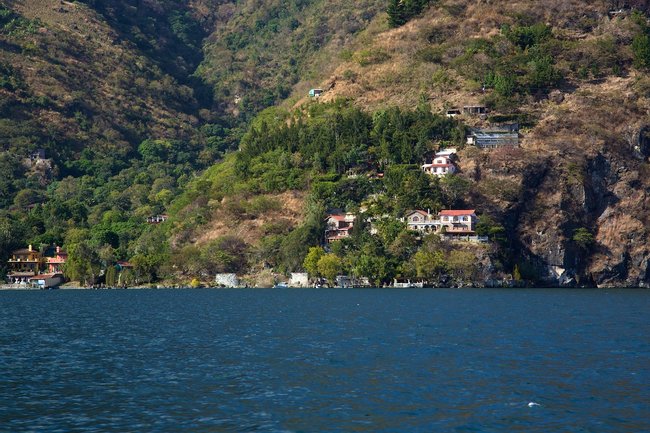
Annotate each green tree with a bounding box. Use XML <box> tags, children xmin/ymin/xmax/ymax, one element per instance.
<box><xmin>303</xmin><ymin>246</ymin><xmax>325</xmax><ymax>278</ymax></box>
<box><xmin>352</xmin><ymin>253</ymin><xmax>389</xmax><ymax>286</ymax></box>
<box><xmin>440</xmin><ymin>175</ymin><xmax>471</xmax><ymax>208</ymax></box>
<box><xmin>120</xmin><ymin>268</ymin><xmax>134</xmax><ymax>286</ymax></box>
<box><xmin>13</xmin><ymin>189</ymin><xmax>43</xmax><ymax>209</ymax></box>
<box><xmin>388</xmin><ymin>0</ymin><xmax>430</xmax><ymax>27</ymax></box>
<box><xmin>387</xmin><ymin>0</ymin><xmax>407</xmax><ymax>27</ymax></box>
<box><xmin>503</xmin><ymin>23</ymin><xmax>552</xmax><ymax>50</ymax></box>
<box><xmin>573</xmin><ymin>227</ymin><xmax>595</xmax><ymax>249</ymax></box>
<box><xmin>446</xmin><ymin>250</ymin><xmax>477</xmax><ymax>282</ymax></box>
<box><xmin>317</xmin><ymin>254</ymin><xmax>343</xmax><ymax>286</ymax></box>
<box><xmin>64</xmin><ymin>228</ymin><xmax>100</xmax><ymax>286</ymax></box>
<box><xmin>526</xmin><ymin>55</ymin><xmax>561</xmax><ymax>90</ymax></box>
<box><xmin>0</xmin><ymin>213</ymin><xmax>24</xmax><ymax>260</ymax></box>
<box><xmin>632</xmin><ymin>33</ymin><xmax>650</xmax><ymax>69</ymax></box>
<box><xmin>388</xmin><ymin>230</ymin><xmax>419</xmax><ymax>260</ymax></box>
<box><xmin>493</xmin><ymin>73</ymin><xmax>516</xmax><ymax>97</ymax></box>
<box><xmin>105</xmin><ymin>265</ymin><xmax>117</xmax><ymax>287</ymax></box>
<box><xmin>413</xmin><ymin>249</ymin><xmax>446</xmax><ymax>279</ymax></box>
<box><xmin>130</xmin><ymin>253</ymin><xmax>161</xmax><ymax>284</ymax></box>
<box><xmin>375</xmin><ymin>218</ymin><xmax>407</xmax><ymax>247</ymax></box>
<box><xmin>475</xmin><ymin>215</ymin><xmax>507</xmax><ymax>243</ymax></box>
<box><xmin>138</xmin><ymin>139</ymin><xmax>173</xmax><ymax>164</ymax></box>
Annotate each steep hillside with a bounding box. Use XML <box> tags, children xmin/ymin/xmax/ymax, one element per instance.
<box><xmin>0</xmin><ymin>1</ymin><xmax>209</xmax><ymax>171</ymax></box>
<box><xmin>306</xmin><ymin>0</ymin><xmax>650</xmax><ymax>286</ymax></box>
<box><xmin>172</xmin><ymin>0</ymin><xmax>650</xmax><ymax>287</ymax></box>
<box><xmin>1</xmin><ymin>0</ymin><xmax>649</xmax><ymax>287</ymax></box>
<box><xmin>197</xmin><ymin>0</ymin><xmax>386</xmax><ymax>117</ymax></box>
<box><xmin>0</xmin><ymin>0</ymin><xmax>389</xmax><ymax>285</ymax></box>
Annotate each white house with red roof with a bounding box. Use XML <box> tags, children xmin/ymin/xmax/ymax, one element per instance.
<box><xmin>422</xmin><ymin>148</ymin><xmax>457</xmax><ymax>177</ymax></box>
<box><xmin>404</xmin><ymin>209</ymin><xmax>477</xmax><ymax>235</ymax></box>
<box><xmin>438</xmin><ymin>209</ymin><xmax>477</xmax><ymax>234</ymax></box>
<box><xmin>325</xmin><ymin>213</ymin><xmax>355</xmax><ymax>243</ymax></box>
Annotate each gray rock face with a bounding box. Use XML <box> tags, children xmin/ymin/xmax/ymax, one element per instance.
<box><xmin>470</xmin><ymin>146</ymin><xmax>648</xmax><ymax>287</ymax></box>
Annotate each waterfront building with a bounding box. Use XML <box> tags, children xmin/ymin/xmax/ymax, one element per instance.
<box><xmin>7</xmin><ymin>245</ymin><xmax>43</xmax><ymax>284</ymax></box>
<box><xmin>46</xmin><ymin>246</ymin><xmax>67</xmax><ymax>274</ymax></box>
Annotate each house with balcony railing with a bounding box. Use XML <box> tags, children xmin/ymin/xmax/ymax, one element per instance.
<box><xmin>7</xmin><ymin>245</ymin><xmax>43</xmax><ymax>284</ymax></box>
<box><xmin>403</xmin><ymin>209</ymin><xmax>487</xmax><ymax>243</ymax></box>
<box><xmin>325</xmin><ymin>212</ymin><xmax>355</xmax><ymax>243</ymax></box>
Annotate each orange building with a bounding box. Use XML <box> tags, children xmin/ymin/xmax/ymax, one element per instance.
<box><xmin>7</xmin><ymin>245</ymin><xmax>43</xmax><ymax>284</ymax></box>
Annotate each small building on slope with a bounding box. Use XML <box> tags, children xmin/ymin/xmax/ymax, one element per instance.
<box><xmin>422</xmin><ymin>148</ymin><xmax>458</xmax><ymax>177</ymax></box>
<box><xmin>467</xmin><ymin>124</ymin><xmax>519</xmax><ymax>149</ymax></box>
<box><xmin>325</xmin><ymin>212</ymin><xmax>355</xmax><ymax>243</ymax></box>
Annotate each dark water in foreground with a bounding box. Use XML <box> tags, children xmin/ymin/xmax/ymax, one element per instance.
<box><xmin>1</xmin><ymin>289</ymin><xmax>649</xmax><ymax>432</ymax></box>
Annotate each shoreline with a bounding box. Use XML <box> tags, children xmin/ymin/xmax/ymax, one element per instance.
<box><xmin>1</xmin><ymin>285</ymin><xmax>649</xmax><ymax>291</ymax></box>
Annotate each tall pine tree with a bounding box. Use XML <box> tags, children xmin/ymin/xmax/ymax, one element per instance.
<box><xmin>387</xmin><ymin>0</ymin><xmax>431</xmax><ymax>28</ymax></box>
<box><xmin>387</xmin><ymin>0</ymin><xmax>407</xmax><ymax>27</ymax></box>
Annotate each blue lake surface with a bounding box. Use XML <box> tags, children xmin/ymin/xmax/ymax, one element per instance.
<box><xmin>0</xmin><ymin>288</ymin><xmax>649</xmax><ymax>432</ymax></box>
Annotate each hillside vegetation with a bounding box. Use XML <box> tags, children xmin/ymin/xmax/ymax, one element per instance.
<box><xmin>175</xmin><ymin>0</ymin><xmax>650</xmax><ymax>287</ymax></box>
<box><xmin>197</xmin><ymin>0</ymin><xmax>386</xmax><ymax>117</ymax></box>
<box><xmin>1</xmin><ymin>0</ymin><xmax>649</xmax><ymax>287</ymax></box>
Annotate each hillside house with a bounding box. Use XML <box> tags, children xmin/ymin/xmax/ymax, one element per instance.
<box><xmin>309</xmin><ymin>88</ymin><xmax>323</xmax><ymax>98</ymax></box>
<box><xmin>147</xmin><ymin>214</ymin><xmax>169</xmax><ymax>224</ymax></box>
<box><xmin>30</xmin><ymin>149</ymin><xmax>46</xmax><ymax>160</ymax></box>
<box><xmin>422</xmin><ymin>148</ymin><xmax>457</xmax><ymax>177</ymax></box>
<box><xmin>463</xmin><ymin>105</ymin><xmax>487</xmax><ymax>116</ymax></box>
<box><xmin>116</xmin><ymin>261</ymin><xmax>134</xmax><ymax>272</ymax></box>
<box><xmin>446</xmin><ymin>108</ymin><xmax>461</xmax><ymax>118</ymax></box>
<box><xmin>467</xmin><ymin>124</ymin><xmax>519</xmax><ymax>149</ymax></box>
<box><xmin>7</xmin><ymin>245</ymin><xmax>43</xmax><ymax>283</ymax></box>
<box><xmin>438</xmin><ymin>209</ymin><xmax>477</xmax><ymax>234</ymax></box>
<box><xmin>325</xmin><ymin>213</ymin><xmax>355</xmax><ymax>243</ymax></box>
<box><xmin>45</xmin><ymin>246</ymin><xmax>67</xmax><ymax>274</ymax></box>
<box><xmin>404</xmin><ymin>210</ymin><xmax>442</xmax><ymax>232</ymax></box>
<box><xmin>404</xmin><ymin>209</ymin><xmax>480</xmax><ymax>238</ymax></box>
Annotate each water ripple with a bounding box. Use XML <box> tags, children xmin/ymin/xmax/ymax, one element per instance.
<box><xmin>0</xmin><ymin>288</ymin><xmax>649</xmax><ymax>432</ymax></box>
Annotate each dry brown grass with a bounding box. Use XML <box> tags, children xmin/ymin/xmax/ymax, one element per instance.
<box><xmin>193</xmin><ymin>191</ymin><xmax>306</xmax><ymax>246</ymax></box>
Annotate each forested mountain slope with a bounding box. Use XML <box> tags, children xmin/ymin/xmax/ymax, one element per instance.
<box><xmin>295</xmin><ymin>0</ymin><xmax>650</xmax><ymax>286</ymax></box>
<box><xmin>1</xmin><ymin>0</ymin><xmax>649</xmax><ymax>287</ymax></box>
<box><xmin>173</xmin><ymin>0</ymin><xmax>650</xmax><ymax>287</ymax></box>
<box><xmin>196</xmin><ymin>0</ymin><xmax>386</xmax><ymax>117</ymax></box>
<box><xmin>0</xmin><ymin>0</ymin><xmax>386</xmax><ymax>284</ymax></box>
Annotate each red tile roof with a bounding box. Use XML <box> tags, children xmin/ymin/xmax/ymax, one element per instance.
<box><xmin>439</xmin><ymin>210</ymin><xmax>476</xmax><ymax>216</ymax></box>
<box><xmin>29</xmin><ymin>273</ymin><xmax>63</xmax><ymax>280</ymax></box>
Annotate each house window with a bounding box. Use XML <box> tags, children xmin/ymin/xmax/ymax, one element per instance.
<box><xmin>412</xmin><ymin>216</ymin><xmax>419</xmax><ymax>222</ymax></box>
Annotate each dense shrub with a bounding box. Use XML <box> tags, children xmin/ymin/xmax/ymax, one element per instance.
<box><xmin>387</xmin><ymin>0</ymin><xmax>431</xmax><ymax>27</ymax></box>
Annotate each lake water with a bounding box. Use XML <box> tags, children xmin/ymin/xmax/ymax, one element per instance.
<box><xmin>0</xmin><ymin>288</ymin><xmax>649</xmax><ymax>432</ymax></box>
